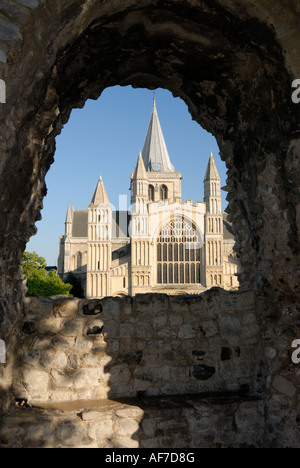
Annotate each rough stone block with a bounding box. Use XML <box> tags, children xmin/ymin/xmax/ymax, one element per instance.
<box><xmin>57</xmin><ymin>423</ymin><xmax>87</xmax><ymax>447</ymax></box>
<box><xmin>115</xmin><ymin>406</ymin><xmax>144</xmax><ymax>419</ymax></box>
<box><xmin>89</xmin><ymin>420</ymin><xmax>113</xmax><ymax>441</ymax></box>
<box><xmin>74</xmin><ymin>368</ymin><xmax>105</xmax><ymax>389</ymax></box>
<box><xmin>53</xmin><ymin>298</ymin><xmax>79</xmax><ymax>317</ymax></box>
<box><xmin>272</xmin><ymin>375</ymin><xmax>296</xmax><ymax>397</ymax></box>
<box><xmin>178</xmin><ymin>324</ymin><xmax>197</xmax><ymax>339</ymax></box>
<box><xmin>51</xmin><ymin>369</ymin><xmax>73</xmax><ymax>388</ymax></box>
<box><xmin>115</xmin><ymin>418</ymin><xmax>140</xmax><ymax>437</ymax></box>
<box><xmin>23</xmin><ymin>370</ymin><xmax>49</xmax><ymax>398</ymax></box>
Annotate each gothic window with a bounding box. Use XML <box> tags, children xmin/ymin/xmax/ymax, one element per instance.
<box><xmin>148</xmin><ymin>184</ymin><xmax>154</xmax><ymax>201</ymax></box>
<box><xmin>156</xmin><ymin>216</ymin><xmax>202</xmax><ymax>285</ymax></box>
<box><xmin>157</xmin><ymin>264</ymin><xmax>162</xmax><ymax>284</ymax></box>
<box><xmin>157</xmin><ymin>243</ymin><xmax>161</xmax><ymax>262</ymax></box>
<box><xmin>77</xmin><ymin>252</ymin><xmax>82</xmax><ymax>270</ymax></box>
<box><xmin>160</xmin><ymin>184</ymin><xmax>168</xmax><ymax>201</ymax></box>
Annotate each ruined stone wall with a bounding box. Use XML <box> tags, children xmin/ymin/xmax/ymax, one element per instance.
<box><xmin>1</xmin><ymin>289</ymin><xmax>267</xmax><ymax>448</ymax></box>
<box><xmin>0</xmin><ymin>0</ymin><xmax>299</xmax><ymax>448</ymax></box>
<box><xmin>13</xmin><ymin>290</ymin><xmax>260</xmax><ymax>403</ymax></box>
<box><xmin>0</xmin><ymin>396</ymin><xmax>265</xmax><ymax>448</ymax></box>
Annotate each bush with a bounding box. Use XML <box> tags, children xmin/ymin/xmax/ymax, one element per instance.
<box><xmin>22</xmin><ymin>251</ymin><xmax>72</xmax><ymax>297</ymax></box>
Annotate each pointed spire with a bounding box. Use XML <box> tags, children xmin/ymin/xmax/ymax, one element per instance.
<box><xmin>204</xmin><ymin>152</ymin><xmax>220</xmax><ymax>182</ymax></box>
<box><xmin>133</xmin><ymin>152</ymin><xmax>147</xmax><ymax>179</ymax></box>
<box><xmin>141</xmin><ymin>98</ymin><xmax>175</xmax><ymax>172</ymax></box>
<box><xmin>90</xmin><ymin>175</ymin><xmax>109</xmax><ymax>206</ymax></box>
<box><xmin>65</xmin><ymin>202</ymin><xmax>73</xmax><ymax>236</ymax></box>
<box><xmin>65</xmin><ymin>202</ymin><xmax>72</xmax><ymax>223</ymax></box>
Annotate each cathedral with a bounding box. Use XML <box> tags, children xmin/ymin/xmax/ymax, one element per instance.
<box><xmin>57</xmin><ymin>99</ymin><xmax>240</xmax><ymax>298</ymax></box>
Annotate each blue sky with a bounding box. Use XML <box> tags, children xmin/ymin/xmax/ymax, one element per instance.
<box><xmin>26</xmin><ymin>86</ymin><xmax>227</xmax><ymax>266</ymax></box>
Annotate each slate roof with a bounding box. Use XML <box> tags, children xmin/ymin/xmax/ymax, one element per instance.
<box><xmin>72</xmin><ymin>211</ymin><xmax>88</xmax><ymax>237</ymax></box>
<box><xmin>71</xmin><ymin>210</ymin><xmax>129</xmax><ymax>238</ymax></box>
<box><xmin>71</xmin><ymin>210</ymin><xmax>234</xmax><ymax>241</ymax></box>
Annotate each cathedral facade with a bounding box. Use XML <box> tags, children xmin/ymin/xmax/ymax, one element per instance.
<box><xmin>58</xmin><ymin>99</ymin><xmax>240</xmax><ymax>298</ymax></box>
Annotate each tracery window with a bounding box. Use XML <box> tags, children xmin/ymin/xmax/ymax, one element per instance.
<box><xmin>157</xmin><ymin>216</ymin><xmax>202</xmax><ymax>285</ymax></box>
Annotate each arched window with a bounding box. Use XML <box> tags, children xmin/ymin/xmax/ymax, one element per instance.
<box><xmin>148</xmin><ymin>184</ymin><xmax>154</xmax><ymax>201</ymax></box>
<box><xmin>156</xmin><ymin>216</ymin><xmax>203</xmax><ymax>285</ymax></box>
<box><xmin>77</xmin><ymin>252</ymin><xmax>82</xmax><ymax>270</ymax></box>
<box><xmin>160</xmin><ymin>184</ymin><xmax>168</xmax><ymax>201</ymax></box>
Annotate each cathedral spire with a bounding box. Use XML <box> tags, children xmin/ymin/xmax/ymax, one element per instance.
<box><xmin>141</xmin><ymin>98</ymin><xmax>175</xmax><ymax>173</ymax></box>
<box><xmin>204</xmin><ymin>152</ymin><xmax>220</xmax><ymax>182</ymax></box>
<box><xmin>90</xmin><ymin>175</ymin><xmax>109</xmax><ymax>206</ymax></box>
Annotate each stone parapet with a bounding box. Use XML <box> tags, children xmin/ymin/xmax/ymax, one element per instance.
<box><xmin>12</xmin><ymin>290</ymin><xmax>260</xmax><ymax>403</ymax></box>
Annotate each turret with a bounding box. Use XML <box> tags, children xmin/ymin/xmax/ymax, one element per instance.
<box><xmin>87</xmin><ymin>176</ymin><xmax>112</xmax><ymax>298</ymax></box>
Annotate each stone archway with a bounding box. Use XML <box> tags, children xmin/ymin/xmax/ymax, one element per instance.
<box><xmin>0</xmin><ymin>0</ymin><xmax>299</xmax><ymax>446</ymax></box>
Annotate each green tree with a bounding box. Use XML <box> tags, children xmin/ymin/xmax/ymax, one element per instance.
<box><xmin>22</xmin><ymin>251</ymin><xmax>73</xmax><ymax>298</ymax></box>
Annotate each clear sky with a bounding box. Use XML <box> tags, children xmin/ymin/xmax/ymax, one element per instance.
<box><xmin>26</xmin><ymin>85</ymin><xmax>227</xmax><ymax>266</ymax></box>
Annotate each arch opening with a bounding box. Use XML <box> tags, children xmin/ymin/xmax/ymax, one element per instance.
<box><xmin>0</xmin><ymin>0</ymin><xmax>298</xmax><ymax>447</ymax></box>
<box><xmin>0</xmin><ymin>0</ymin><xmax>297</xmax><ymax>331</ymax></box>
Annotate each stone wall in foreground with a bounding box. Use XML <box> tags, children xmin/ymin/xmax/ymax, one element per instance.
<box><xmin>2</xmin><ymin>289</ymin><xmax>300</xmax><ymax>447</ymax></box>
<box><xmin>13</xmin><ymin>290</ymin><xmax>260</xmax><ymax>403</ymax></box>
<box><xmin>0</xmin><ymin>396</ymin><xmax>265</xmax><ymax>448</ymax></box>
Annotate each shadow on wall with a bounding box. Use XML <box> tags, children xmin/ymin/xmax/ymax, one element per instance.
<box><xmin>0</xmin><ymin>290</ymin><xmax>266</xmax><ymax>448</ymax></box>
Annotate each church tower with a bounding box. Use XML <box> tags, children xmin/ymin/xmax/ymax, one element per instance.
<box><xmin>204</xmin><ymin>152</ymin><xmax>224</xmax><ymax>288</ymax></box>
<box><xmin>86</xmin><ymin>176</ymin><xmax>112</xmax><ymax>298</ymax></box>
<box><xmin>140</xmin><ymin>98</ymin><xmax>182</xmax><ymax>203</ymax></box>
<box><xmin>130</xmin><ymin>152</ymin><xmax>151</xmax><ymax>294</ymax></box>
<box><xmin>129</xmin><ymin>98</ymin><xmax>183</xmax><ymax>294</ymax></box>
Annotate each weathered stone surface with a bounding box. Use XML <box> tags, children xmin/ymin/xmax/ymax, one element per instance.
<box><xmin>115</xmin><ymin>418</ymin><xmax>140</xmax><ymax>437</ymax></box>
<box><xmin>23</xmin><ymin>370</ymin><xmax>49</xmax><ymax>398</ymax></box>
<box><xmin>89</xmin><ymin>420</ymin><xmax>113</xmax><ymax>441</ymax></box>
<box><xmin>272</xmin><ymin>375</ymin><xmax>296</xmax><ymax>398</ymax></box>
<box><xmin>74</xmin><ymin>368</ymin><xmax>105</xmax><ymax>389</ymax></box>
<box><xmin>0</xmin><ymin>0</ymin><xmax>299</xmax><ymax>448</ymax></box>
<box><xmin>12</xmin><ymin>292</ymin><xmax>262</xmax><ymax>405</ymax></box>
<box><xmin>53</xmin><ymin>298</ymin><xmax>79</xmax><ymax>317</ymax></box>
<box><xmin>57</xmin><ymin>423</ymin><xmax>87</xmax><ymax>447</ymax></box>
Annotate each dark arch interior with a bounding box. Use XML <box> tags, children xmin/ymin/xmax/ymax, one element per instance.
<box><xmin>0</xmin><ymin>0</ymin><xmax>298</xmax><ymax>330</ymax></box>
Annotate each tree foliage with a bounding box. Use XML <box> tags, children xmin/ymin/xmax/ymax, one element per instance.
<box><xmin>65</xmin><ymin>272</ymin><xmax>85</xmax><ymax>298</ymax></box>
<box><xmin>22</xmin><ymin>251</ymin><xmax>73</xmax><ymax>298</ymax></box>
